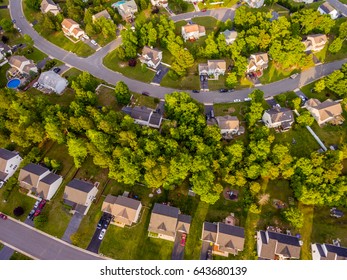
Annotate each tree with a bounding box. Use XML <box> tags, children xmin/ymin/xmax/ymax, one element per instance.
<box><xmin>314</xmin><ymin>79</ymin><xmax>325</xmax><ymax>92</ymax></box>
<box><xmin>94</xmin><ymin>17</ymin><xmax>116</xmax><ymax>38</ymax></box>
<box><xmin>34</xmin><ymin>212</ymin><xmax>48</xmax><ymax>229</ymax></box>
<box><xmin>250</xmin><ymin>182</ymin><xmax>261</xmax><ymax>196</ymax></box>
<box><xmin>13</xmin><ymin>206</ymin><xmax>24</xmax><ymax>216</ymax></box>
<box><xmin>225</xmin><ymin>72</ymin><xmax>238</xmax><ymax>88</ymax></box>
<box><xmin>339</xmin><ymin>21</ymin><xmax>347</xmax><ymax>39</ymax></box>
<box><xmin>114</xmin><ymin>81</ymin><xmax>131</xmax><ymax>105</ymax></box>
<box><xmin>296</xmin><ymin>111</ymin><xmax>314</xmax><ymax>126</ymax></box>
<box><xmin>283</xmin><ymin>207</ymin><xmax>304</xmax><ymax>229</ymax></box>
<box><xmin>0</xmin><ymin>18</ymin><xmax>13</xmax><ymax>32</ymax></box>
<box><xmin>329</xmin><ymin>37</ymin><xmax>343</xmax><ymax>54</ymax></box>
<box><xmin>67</xmin><ymin>137</ymin><xmax>88</xmax><ymax>168</ymax></box>
<box><xmin>25</xmin><ymin>0</ymin><xmax>41</xmax><ymax>10</ymax></box>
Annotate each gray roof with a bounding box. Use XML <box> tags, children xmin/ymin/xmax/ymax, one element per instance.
<box><xmin>40</xmin><ymin>172</ymin><xmax>61</xmax><ymax>185</ymax></box>
<box><xmin>0</xmin><ymin>171</ymin><xmax>7</xmax><ymax>181</ymax></box>
<box><xmin>324</xmin><ymin>244</ymin><xmax>347</xmax><ymax>258</ymax></box>
<box><xmin>152</xmin><ymin>203</ymin><xmax>179</xmax><ymax>218</ymax></box>
<box><xmin>0</xmin><ymin>148</ymin><xmax>18</xmax><ymax>160</ymax></box>
<box><xmin>115</xmin><ymin>196</ymin><xmax>141</xmax><ymax>210</ymax></box>
<box><xmin>149</xmin><ymin>112</ymin><xmax>162</xmax><ymax>126</ymax></box>
<box><xmin>22</xmin><ymin>163</ymin><xmax>49</xmax><ymax>176</ymax></box>
<box><xmin>266</xmin><ymin>107</ymin><xmax>293</xmax><ymax>123</ymax></box>
<box><xmin>319</xmin><ymin>2</ymin><xmax>335</xmax><ymax>13</ymax></box>
<box><xmin>66</xmin><ymin>179</ymin><xmax>94</xmax><ymax>193</ymax></box>
<box><xmin>219</xmin><ymin>223</ymin><xmax>245</xmax><ymax>238</ymax></box>
<box><xmin>122</xmin><ymin>106</ymin><xmax>152</xmax><ymax>122</ymax></box>
<box><xmin>267</xmin><ymin>231</ymin><xmax>300</xmax><ymax>246</ymax></box>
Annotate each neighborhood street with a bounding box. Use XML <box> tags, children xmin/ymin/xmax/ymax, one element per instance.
<box><xmin>170</xmin><ymin>7</ymin><xmax>237</xmax><ymax>22</ymax></box>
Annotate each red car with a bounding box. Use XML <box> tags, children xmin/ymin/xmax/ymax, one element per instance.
<box><xmin>180</xmin><ymin>233</ymin><xmax>187</xmax><ymax>246</ymax></box>
<box><xmin>34</xmin><ymin>209</ymin><xmax>41</xmax><ymax>217</ymax></box>
<box><xmin>38</xmin><ymin>199</ymin><xmax>46</xmax><ymax>210</ymax></box>
<box><xmin>0</xmin><ymin>213</ymin><xmax>7</xmax><ymax>220</ymax></box>
<box><xmin>201</xmin><ymin>8</ymin><xmax>207</xmax><ymax>12</ymax></box>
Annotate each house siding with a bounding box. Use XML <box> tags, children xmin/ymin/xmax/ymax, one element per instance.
<box><xmin>46</xmin><ymin>176</ymin><xmax>63</xmax><ymax>200</ymax></box>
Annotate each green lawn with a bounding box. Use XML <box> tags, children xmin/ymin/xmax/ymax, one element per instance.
<box><xmin>132</xmin><ymin>92</ymin><xmax>159</xmax><ymax>109</ymax></box>
<box><xmin>26</xmin><ymin>87</ymin><xmax>76</xmax><ymax>107</ymax></box>
<box><xmin>213</xmin><ymin>102</ymin><xmax>248</xmax><ymax>120</ymax></box>
<box><xmin>299</xmin><ymin>203</ymin><xmax>314</xmax><ymax>260</ymax></box>
<box><xmin>160</xmin><ymin>74</ymin><xmax>200</xmax><ymax>90</ymax></box>
<box><xmin>198</xmin><ymin>0</ymin><xmax>238</xmax><ymax>10</ymax></box>
<box><xmin>103</xmin><ymin>50</ymin><xmax>155</xmax><ymax>83</ymax></box>
<box><xmin>300</xmin><ymin>80</ymin><xmax>339</xmax><ymax>101</ymax></box>
<box><xmin>97</xmin><ymin>85</ymin><xmax>122</xmax><ymax>111</ymax></box>
<box><xmin>24</xmin><ymin>47</ymin><xmax>47</xmax><ymax>63</ymax></box>
<box><xmin>10</xmin><ymin>251</ymin><xmax>33</xmax><ymax>260</ymax></box>
<box><xmin>241</xmin><ymin>211</ymin><xmax>259</xmax><ymax>260</ymax></box>
<box><xmin>259</xmin><ymin>61</ymin><xmax>300</xmax><ymax>84</ymax></box>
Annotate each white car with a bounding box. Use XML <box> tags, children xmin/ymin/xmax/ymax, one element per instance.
<box><xmin>244</xmin><ymin>97</ymin><xmax>252</xmax><ymax>101</ymax></box>
<box><xmin>34</xmin><ymin>201</ymin><xmax>40</xmax><ymax>208</ymax></box>
<box><xmin>83</xmin><ymin>34</ymin><xmax>90</xmax><ymax>40</ymax></box>
<box><xmin>91</xmin><ymin>40</ymin><xmax>97</xmax><ymax>46</ymax></box>
<box><xmin>98</xmin><ymin>228</ymin><xmax>106</xmax><ymax>240</ymax></box>
<box><xmin>234</xmin><ymin>99</ymin><xmax>241</xmax><ymax>102</ymax></box>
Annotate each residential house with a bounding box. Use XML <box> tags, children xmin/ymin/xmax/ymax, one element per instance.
<box><xmin>101</xmin><ymin>194</ymin><xmax>142</xmax><ymax>227</ymax></box>
<box><xmin>318</xmin><ymin>2</ymin><xmax>339</xmax><ymax>19</ymax></box>
<box><xmin>61</xmin><ymin>19</ymin><xmax>85</xmax><ymax>40</ymax></box>
<box><xmin>38</xmin><ymin>71</ymin><xmax>68</xmax><ymax>94</ymax></box>
<box><xmin>18</xmin><ymin>163</ymin><xmax>62</xmax><ymax>200</ymax></box>
<box><xmin>246</xmin><ymin>53</ymin><xmax>269</xmax><ymax>74</ymax></box>
<box><xmin>215</xmin><ymin>116</ymin><xmax>244</xmax><ymax>136</ymax></box>
<box><xmin>311</xmin><ymin>243</ymin><xmax>347</xmax><ymax>260</ymax></box>
<box><xmin>244</xmin><ymin>0</ymin><xmax>264</xmax><ymax>8</ymax></box>
<box><xmin>122</xmin><ymin>106</ymin><xmax>163</xmax><ymax>129</ymax></box>
<box><xmin>148</xmin><ymin>203</ymin><xmax>191</xmax><ymax>241</ymax></box>
<box><xmin>40</xmin><ymin>0</ymin><xmax>60</xmax><ymax>16</ymax></box>
<box><xmin>257</xmin><ymin>230</ymin><xmax>301</xmax><ymax>260</ymax></box>
<box><xmin>115</xmin><ymin>0</ymin><xmax>138</xmax><ymax>22</ymax></box>
<box><xmin>8</xmin><ymin>55</ymin><xmax>38</xmax><ymax>75</ymax></box>
<box><xmin>198</xmin><ymin>60</ymin><xmax>226</xmax><ymax>79</ymax></box>
<box><xmin>0</xmin><ymin>42</ymin><xmax>12</xmax><ymax>55</ymax></box>
<box><xmin>293</xmin><ymin>0</ymin><xmax>313</xmax><ymax>3</ymax></box>
<box><xmin>262</xmin><ymin>106</ymin><xmax>294</xmax><ymax>131</ymax></box>
<box><xmin>305</xmin><ymin>98</ymin><xmax>343</xmax><ymax>126</ymax></box>
<box><xmin>302</xmin><ymin>34</ymin><xmax>328</xmax><ymax>52</ymax></box>
<box><xmin>92</xmin><ymin>10</ymin><xmax>112</xmax><ymax>23</ymax></box>
<box><xmin>201</xmin><ymin>222</ymin><xmax>245</xmax><ymax>257</ymax></box>
<box><xmin>139</xmin><ymin>46</ymin><xmax>163</xmax><ymax>69</ymax></box>
<box><xmin>222</xmin><ymin>30</ymin><xmax>237</xmax><ymax>45</ymax></box>
<box><xmin>63</xmin><ymin>179</ymin><xmax>98</xmax><ymax>215</ymax></box>
<box><xmin>150</xmin><ymin>0</ymin><xmax>168</xmax><ymax>7</ymax></box>
<box><xmin>181</xmin><ymin>24</ymin><xmax>206</xmax><ymax>42</ymax></box>
<box><xmin>0</xmin><ymin>149</ymin><xmax>22</xmax><ymax>184</ymax></box>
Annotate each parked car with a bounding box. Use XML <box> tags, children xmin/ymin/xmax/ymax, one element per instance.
<box><xmin>210</xmin><ymin>110</ymin><xmax>215</xmax><ymax>118</ymax></box>
<box><xmin>201</xmin><ymin>8</ymin><xmax>207</xmax><ymax>12</ymax></box>
<box><xmin>142</xmin><ymin>91</ymin><xmax>150</xmax><ymax>96</ymax></box>
<box><xmin>33</xmin><ymin>209</ymin><xmax>41</xmax><ymax>217</ymax></box>
<box><xmin>38</xmin><ymin>199</ymin><xmax>46</xmax><ymax>210</ymax></box>
<box><xmin>0</xmin><ymin>213</ymin><xmax>7</xmax><ymax>220</ymax></box>
<box><xmin>97</xmin><ymin>217</ymin><xmax>104</xmax><ymax>229</ymax></box>
<box><xmin>27</xmin><ymin>209</ymin><xmax>35</xmax><ymax>219</ymax></box>
<box><xmin>330</xmin><ymin>208</ymin><xmax>344</xmax><ymax>218</ymax></box>
<box><xmin>17</xmin><ymin>28</ymin><xmax>22</xmax><ymax>33</ymax></box>
<box><xmin>156</xmin><ymin>70</ymin><xmax>161</xmax><ymax>76</ymax></box>
<box><xmin>192</xmin><ymin>90</ymin><xmax>200</xmax><ymax>93</ymax></box>
<box><xmin>0</xmin><ymin>181</ymin><xmax>4</xmax><ymax>189</ymax></box>
<box><xmin>34</xmin><ymin>200</ymin><xmax>40</xmax><ymax>208</ymax></box>
<box><xmin>98</xmin><ymin>228</ymin><xmax>106</xmax><ymax>240</ymax></box>
<box><xmin>103</xmin><ymin>217</ymin><xmax>111</xmax><ymax>228</ymax></box>
<box><xmin>234</xmin><ymin>99</ymin><xmax>241</xmax><ymax>102</ymax></box>
<box><xmin>53</xmin><ymin>67</ymin><xmax>61</xmax><ymax>74</ymax></box>
<box><xmin>180</xmin><ymin>233</ymin><xmax>187</xmax><ymax>246</ymax></box>
<box><xmin>219</xmin><ymin>88</ymin><xmax>228</xmax><ymax>93</ymax></box>
<box><xmin>91</xmin><ymin>40</ymin><xmax>97</xmax><ymax>46</ymax></box>
<box><xmin>228</xmin><ymin>89</ymin><xmax>235</xmax><ymax>92</ymax></box>
<box><xmin>206</xmin><ymin>249</ymin><xmax>212</xmax><ymax>260</ymax></box>
<box><xmin>244</xmin><ymin>97</ymin><xmax>252</xmax><ymax>101</ymax></box>
<box><xmin>12</xmin><ymin>19</ymin><xmax>16</xmax><ymax>23</ymax></box>
<box><xmin>200</xmin><ymin>75</ymin><xmax>205</xmax><ymax>82</ymax></box>
<box><xmin>83</xmin><ymin>34</ymin><xmax>90</xmax><ymax>40</ymax></box>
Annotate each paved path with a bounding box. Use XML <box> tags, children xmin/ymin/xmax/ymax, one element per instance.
<box><xmin>0</xmin><ymin>246</ymin><xmax>14</xmax><ymax>260</ymax></box>
<box><xmin>170</xmin><ymin>7</ymin><xmax>237</xmax><ymax>22</ymax></box>
<box><xmin>0</xmin><ymin>216</ymin><xmax>104</xmax><ymax>260</ymax></box>
<box><xmin>327</xmin><ymin>0</ymin><xmax>347</xmax><ymax>16</ymax></box>
<box><xmin>61</xmin><ymin>212</ymin><xmax>84</xmax><ymax>244</ymax></box>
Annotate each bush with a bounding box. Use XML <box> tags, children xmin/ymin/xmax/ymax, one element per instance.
<box><xmin>154</xmin><ymin>98</ymin><xmax>160</xmax><ymax>104</ymax></box>
<box><xmin>167</xmin><ymin>69</ymin><xmax>179</xmax><ymax>81</ymax></box>
<box><xmin>128</xmin><ymin>59</ymin><xmax>137</xmax><ymax>67</ymax></box>
<box><xmin>13</xmin><ymin>207</ymin><xmax>25</xmax><ymax>217</ymax></box>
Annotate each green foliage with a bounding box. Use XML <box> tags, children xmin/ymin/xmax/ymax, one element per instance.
<box><xmin>250</xmin><ymin>182</ymin><xmax>261</xmax><ymax>196</ymax></box>
<box><xmin>0</xmin><ymin>18</ymin><xmax>13</xmax><ymax>32</ymax></box>
<box><xmin>114</xmin><ymin>81</ymin><xmax>131</xmax><ymax>105</ymax></box>
<box><xmin>314</xmin><ymin>79</ymin><xmax>325</xmax><ymax>93</ymax></box>
<box><xmin>25</xmin><ymin>0</ymin><xmax>41</xmax><ymax>11</ymax></box>
<box><xmin>329</xmin><ymin>37</ymin><xmax>343</xmax><ymax>54</ymax></box>
<box><xmin>249</xmin><ymin>203</ymin><xmax>261</xmax><ymax>214</ymax></box>
<box><xmin>225</xmin><ymin>72</ymin><xmax>238</xmax><ymax>88</ymax></box>
<box><xmin>296</xmin><ymin>111</ymin><xmax>314</xmax><ymax>127</ymax></box>
<box><xmin>283</xmin><ymin>207</ymin><xmax>304</xmax><ymax>229</ymax></box>
<box><xmin>67</xmin><ymin>137</ymin><xmax>88</xmax><ymax>168</ymax></box>
<box><xmin>34</xmin><ymin>211</ymin><xmax>49</xmax><ymax>229</ymax></box>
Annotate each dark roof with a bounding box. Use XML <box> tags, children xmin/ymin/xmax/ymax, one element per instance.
<box><xmin>40</xmin><ymin>172</ymin><xmax>61</xmax><ymax>185</ymax></box>
<box><xmin>178</xmin><ymin>214</ymin><xmax>192</xmax><ymax>224</ymax></box>
<box><xmin>204</xmin><ymin>221</ymin><xmax>217</xmax><ymax>233</ymax></box>
<box><xmin>152</xmin><ymin>203</ymin><xmax>179</xmax><ymax>218</ymax></box>
<box><xmin>267</xmin><ymin>231</ymin><xmax>300</xmax><ymax>246</ymax></box>
<box><xmin>0</xmin><ymin>171</ymin><xmax>7</xmax><ymax>181</ymax></box>
<box><xmin>121</xmin><ymin>106</ymin><xmax>133</xmax><ymax>115</ymax></box>
<box><xmin>319</xmin><ymin>2</ymin><xmax>335</xmax><ymax>13</ymax></box>
<box><xmin>324</xmin><ymin>244</ymin><xmax>347</xmax><ymax>258</ymax></box>
<box><xmin>0</xmin><ymin>148</ymin><xmax>18</xmax><ymax>160</ymax></box>
<box><xmin>219</xmin><ymin>223</ymin><xmax>245</xmax><ymax>238</ymax></box>
<box><xmin>316</xmin><ymin>243</ymin><xmax>325</xmax><ymax>257</ymax></box>
<box><xmin>131</xmin><ymin>106</ymin><xmax>152</xmax><ymax>121</ymax></box>
<box><xmin>22</xmin><ymin>163</ymin><xmax>49</xmax><ymax>176</ymax></box>
<box><xmin>116</xmin><ymin>196</ymin><xmax>141</xmax><ymax>210</ymax></box>
<box><xmin>0</xmin><ymin>42</ymin><xmax>11</xmax><ymax>52</ymax></box>
<box><xmin>149</xmin><ymin>112</ymin><xmax>162</xmax><ymax>126</ymax></box>
<box><xmin>67</xmin><ymin>179</ymin><xmax>94</xmax><ymax>193</ymax></box>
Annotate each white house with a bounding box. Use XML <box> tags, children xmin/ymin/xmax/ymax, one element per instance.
<box><xmin>199</xmin><ymin>60</ymin><xmax>226</xmax><ymax>79</ymax></box>
<box><xmin>311</xmin><ymin>243</ymin><xmax>347</xmax><ymax>260</ymax></box>
<box><xmin>262</xmin><ymin>107</ymin><xmax>294</xmax><ymax>131</ymax></box>
<box><xmin>305</xmin><ymin>98</ymin><xmax>343</xmax><ymax>126</ymax></box>
<box><xmin>40</xmin><ymin>0</ymin><xmax>60</xmax><ymax>16</ymax></box>
<box><xmin>293</xmin><ymin>0</ymin><xmax>313</xmax><ymax>3</ymax></box>
<box><xmin>246</xmin><ymin>53</ymin><xmax>269</xmax><ymax>74</ymax></box>
<box><xmin>122</xmin><ymin>106</ymin><xmax>163</xmax><ymax>129</ymax></box>
<box><xmin>139</xmin><ymin>46</ymin><xmax>162</xmax><ymax>69</ymax></box>
<box><xmin>222</xmin><ymin>30</ymin><xmax>237</xmax><ymax>45</ymax></box>
<box><xmin>150</xmin><ymin>0</ymin><xmax>168</xmax><ymax>7</ymax></box>
<box><xmin>61</xmin><ymin>18</ymin><xmax>85</xmax><ymax>40</ymax></box>
<box><xmin>181</xmin><ymin>24</ymin><xmax>206</xmax><ymax>42</ymax></box>
<box><xmin>114</xmin><ymin>0</ymin><xmax>138</xmax><ymax>22</ymax></box>
<box><xmin>244</xmin><ymin>0</ymin><xmax>264</xmax><ymax>8</ymax></box>
<box><xmin>302</xmin><ymin>34</ymin><xmax>328</xmax><ymax>52</ymax></box>
<box><xmin>318</xmin><ymin>2</ymin><xmax>339</xmax><ymax>20</ymax></box>
<box><xmin>8</xmin><ymin>55</ymin><xmax>38</xmax><ymax>75</ymax></box>
<box><xmin>38</xmin><ymin>71</ymin><xmax>68</xmax><ymax>94</ymax></box>
<box><xmin>0</xmin><ymin>149</ymin><xmax>22</xmax><ymax>185</ymax></box>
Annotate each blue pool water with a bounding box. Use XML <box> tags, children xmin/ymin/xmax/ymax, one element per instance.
<box><xmin>112</xmin><ymin>0</ymin><xmax>126</xmax><ymax>8</ymax></box>
<box><xmin>7</xmin><ymin>79</ymin><xmax>21</xmax><ymax>89</ymax></box>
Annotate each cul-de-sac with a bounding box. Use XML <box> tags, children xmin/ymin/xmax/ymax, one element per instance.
<box><xmin>0</xmin><ymin>0</ymin><xmax>346</xmax><ymax>261</ymax></box>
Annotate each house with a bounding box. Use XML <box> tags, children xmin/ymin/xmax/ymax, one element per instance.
<box><xmin>37</xmin><ymin>71</ymin><xmax>68</xmax><ymax>94</ymax></box>
<box><xmin>150</xmin><ymin>0</ymin><xmax>168</xmax><ymax>7</ymax></box>
<box><xmin>114</xmin><ymin>0</ymin><xmax>138</xmax><ymax>22</ymax></box>
<box><xmin>302</xmin><ymin>34</ymin><xmax>328</xmax><ymax>52</ymax></box>
<box><xmin>61</xmin><ymin>19</ymin><xmax>85</xmax><ymax>40</ymax></box>
<box><xmin>63</xmin><ymin>179</ymin><xmax>98</xmax><ymax>215</ymax></box>
<box><xmin>92</xmin><ymin>10</ymin><xmax>112</xmax><ymax>23</ymax></box>
<box><xmin>139</xmin><ymin>46</ymin><xmax>163</xmax><ymax>69</ymax></box>
<box><xmin>40</xmin><ymin>0</ymin><xmax>60</xmax><ymax>16</ymax></box>
<box><xmin>318</xmin><ymin>2</ymin><xmax>339</xmax><ymax>19</ymax></box>
<box><xmin>148</xmin><ymin>203</ymin><xmax>191</xmax><ymax>241</ymax></box>
<box><xmin>257</xmin><ymin>230</ymin><xmax>301</xmax><ymax>260</ymax></box>
<box><xmin>262</xmin><ymin>107</ymin><xmax>294</xmax><ymax>131</ymax></box>
<box><xmin>246</xmin><ymin>53</ymin><xmax>269</xmax><ymax>74</ymax></box>
<box><xmin>8</xmin><ymin>55</ymin><xmax>38</xmax><ymax>75</ymax></box>
<box><xmin>181</xmin><ymin>24</ymin><xmax>206</xmax><ymax>42</ymax></box>
<box><xmin>222</xmin><ymin>30</ymin><xmax>237</xmax><ymax>45</ymax></box>
<box><xmin>244</xmin><ymin>0</ymin><xmax>264</xmax><ymax>8</ymax></box>
<box><xmin>122</xmin><ymin>106</ymin><xmax>163</xmax><ymax>129</ymax></box>
<box><xmin>293</xmin><ymin>0</ymin><xmax>313</xmax><ymax>3</ymax></box>
<box><xmin>311</xmin><ymin>243</ymin><xmax>347</xmax><ymax>260</ymax></box>
<box><xmin>215</xmin><ymin>116</ymin><xmax>243</xmax><ymax>136</ymax></box>
<box><xmin>18</xmin><ymin>163</ymin><xmax>62</xmax><ymax>200</ymax></box>
<box><xmin>0</xmin><ymin>149</ymin><xmax>22</xmax><ymax>184</ymax></box>
<box><xmin>201</xmin><ymin>222</ymin><xmax>245</xmax><ymax>257</ymax></box>
<box><xmin>101</xmin><ymin>194</ymin><xmax>142</xmax><ymax>227</ymax></box>
<box><xmin>305</xmin><ymin>98</ymin><xmax>343</xmax><ymax>126</ymax></box>
<box><xmin>0</xmin><ymin>42</ymin><xmax>12</xmax><ymax>55</ymax></box>
<box><xmin>198</xmin><ymin>60</ymin><xmax>226</xmax><ymax>79</ymax></box>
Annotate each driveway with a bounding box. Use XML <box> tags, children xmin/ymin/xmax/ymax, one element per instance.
<box><xmin>265</xmin><ymin>97</ymin><xmax>278</xmax><ymax>107</ymax></box>
<box><xmin>0</xmin><ymin>246</ymin><xmax>14</xmax><ymax>260</ymax></box>
<box><xmin>61</xmin><ymin>212</ymin><xmax>84</xmax><ymax>244</ymax></box>
<box><xmin>151</xmin><ymin>64</ymin><xmax>169</xmax><ymax>84</ymax></box>
<box><xmin>200</xmin><ymin>75</ymin><xmax>208</xmax><ymax>91</ymax></box>
<box><xmin>86</xmin><ymin>212</ymin><xmax>112</xmax><ymax>253</ymax></box>
<box><xmin>171</xmin><ymin>232</ymin><xmax>185</xmax><ymax>260</ymax></box>
<box><xmin>200</xmin><ymin>241</ymin><xmax>212</xmax><ymax>260</ymax></box>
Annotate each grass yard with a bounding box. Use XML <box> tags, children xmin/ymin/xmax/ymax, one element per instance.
<box><xmin>237</xmin><ymin>77</ymin><xmax>254</xmax><ymax>89</ymax></box>
<box><xmin>26</xmin><ymin>87</ymin><xmax>75</xmax><ymax>107</ymax></box>
<box><xmin>10</xmin><ymin>251</ymin><xmax>32</xmax><ymax>260</ymax></box>
<box><xmin>103</xmin><ymin>50</ymin><xmax>155</xmax><ymax>83</ymax></box>
<box><xmin>213</xmin><ymin>102</ymin><xmax>248</xmax><ymax>120</ymax></box>
<box><xmin>241</xmin><ymin>211</ymin><xmax>259</xmax><ymax>260</ymax></box>
<box><xmin>24</xmin><ymin>47</ymin><xmax>47</xmax><ymax>63</ymax></box>
<box><xmin>298</xmin><ymin>203</ymin><xmax>314</xmax><ymax>260</ymax></box>
<box><xmin>300</xmin><ymin>81</ymin><xmax>339</xmax><ymax>101</ymax></box>
<box><xmin>160</xmin><ymin>74</ymin><xmax>200</xmax><ymax>90</ymax></box>
<box><xmin>259</xmin><ymin>61</ymin><xmax>300</xmax><ymax>84</ymax></box>
<box><xmin>208</xmin><ymin>76</ymin><xmax>227</xmax><ymax>91</ymax></box>
<box><xmin>315</xmin><ymin>37</ymin><xmax>347</xmax><ymax>63</ymax></box>
<box><xmin>62</xmin><ymin>68</ymin><xmax>83</xmax><ymax>80</ymax></box>
<box><xmin>96</xmin><ymin>85</ymin><xmax>121</xmax><ymax>111</ymax></box>
<box><xmin>131</xmin><ymin>92</ymin><xmax>159</xmax><ymax>109</ymax></box>
<box><xmin>198</xmin><ymin>0</ymin><xmax>238</xmax><ymax>9</ymax></box>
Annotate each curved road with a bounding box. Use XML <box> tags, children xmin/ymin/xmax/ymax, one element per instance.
<box><xmin>9</xmin><ymin>0</ymin><xmax>347</xmax><ymax>104</ymax></box>
<box><xmin>0</xmin><ymin>217</ymin><xmax>104</xmax><ymax>260</ymax></box>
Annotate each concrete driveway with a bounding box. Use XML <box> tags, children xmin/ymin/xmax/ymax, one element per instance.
<box><xmin>61</xmin><ymin>212</ymin><xmax>84</xmax><ymax>244</ymax></box>
<box><xmin>200</xmin><ymin>75</ymin><xmax>208</xmax><ymax>91</ymax></box>
<box><xmin>151</xmin><ymin>64</ymin><xmax>169</xmax><ymax>84</ymax></box>
<box><xmin>86</xmin><ymin>212</ymin><xmax>112</xmax><ymax>253</ymax></box>
<box><xmin>171</xmin><ymin>232</ymin><xmax>186</xmax><ymax>260</ymax></box>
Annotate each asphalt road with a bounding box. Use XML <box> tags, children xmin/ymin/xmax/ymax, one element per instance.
<box><xmin>0</xmin><ymin>217</ymin><xmax>104</xmax><ymax>260</ymax></box>
<box><xmin>170</xmin><ymin>7</ymin><xmax>237</xmax><ymax>22</ymax></box>
<box><xmin>86</xmin><ymin>227</ymin><xmax>103</xmax><ymax>254</ymax></box>
<box><xmin>327</xmin><ymin>0</ymin><xmax>347</xmax><ymax>16</ymax></box>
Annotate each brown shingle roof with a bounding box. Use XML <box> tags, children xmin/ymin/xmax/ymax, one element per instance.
<box><xmin>92</xmin><ymin>10</ymin><xmax>111</xmax><ymax>21</ymax></box>
<box><xmin>62</xmin><ymin>18</ymin><xmax>78</xmax><ymax>30</ymax></box>
<box><xmin>216</xmin><ymin>116</ymin><xmax>239</xmax><ymax>130</ymax></box>
<box><xmin>208</xmin><ymin>60</ymin><xmax>226</xmax><ymax>71</ymax></box>
<box><xmin>182</xmin><ymin>24</ymin><xmax>199</xmax><ymax>33</ymax></box>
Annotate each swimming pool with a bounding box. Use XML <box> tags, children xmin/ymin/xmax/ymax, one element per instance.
<box><xmin>111</xmin><ymin>0</ymin><xmax>126</xmax><ymax>8</ymax></box>
<box><xmin>7</xmin><ymin>78</ymin><xmax>21</xmax><ymax>89</ymax></box>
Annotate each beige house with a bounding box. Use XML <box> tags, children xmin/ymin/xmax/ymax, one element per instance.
<box><xmin>40</xmin><ymin>0</ymin><xmax>60</xmax><ymax>16</ymax></box>
<box><xmin>215</xmin><ymin>116</ymin><xmax>242</xmax><ymax>136</ymax></box>
<box><xmin>0</xmin><ymin>149</ymin><xmax>22</xmax><ymax>184</ymax></box>
<box><xmin>150</xmin><ymin>0</ymin><xmax>168</xmax><ymax>7</ymax></box>
<box><xmin>101</xmin><ymin>195</ymin><xmax>142</xmax><ymax>227</ymax></box>
<box><xmin>305</xmin><ymin>98</ymin><xmax>343</xmax><ymax>126</ymax></box>
<box><xmin>115</xmin><ymin>0</ymin><xmax>138</xmax><ymax>22</ymax></box>
<box><xmin>222</xmin><ymin>30</ymin><xmax>237</xmax><ymax>45</ymax></box>
<box><xmin>139</xmin><ymin>46</ymin><xmax>162</xmax><ymax>69</ymax></box>
<box><xmin>18</xmin><ymin>163</ymin><xmax>62</xmax><ymax>200</ymax></box>
<box><xmin>181</xmin><ymin>24</ymin><xmax>206</xmax><ymax>42</ymax></box>
<box><xmin>198</xmin><ymin>60</ymin><xmax>226</xmax><ymax>79</ymax></box>
<box><xmin>92</xmin><ymin>10</ymin><xmax>112</xmax><ymax>23</ymax></box>
<box><xmin>311</xmin><ymin>243</ymin><xmax>347</xmax><ymax>260</ymax></box>
<box><xmin>8</xmin><ymin>55</ymin><xmax>38</xmax><ymax>75</ymax></box>
<box><xmin>262</xmin><ymin>107</ymin><xmax>294</xmax><ymax>131</ymax></box>
<box><xmin>148</xmin><ymin>203</ymin><xmax>191</xmax><ymax>241</ymax></box>
<box><xmin>202</xmin><ymin>222</ymin><xmax>245</xmax><ymax>257</ymax></box>
<box><xmin>257</xmin><ymin>230</ymin><xmax>301</xmax><ymax>260</ymax></box>
<box><xmin>61</xmin><ymin>19</ymin><xmax>85</xmax><ymax>40</ymax></box>
<box><xmin>63</xmin><ymin>179</ymin><xmax>98</xmax><ymax>215</ymax></box>
<box><xmin>246</xmin><ymin>53</ymin><xmax>269</xmax><ymax>74</ymax></box>
<box><xmin>303</xmin><ymin>34</ymin><xmax>328</xmax><ymax>52</ymax></box>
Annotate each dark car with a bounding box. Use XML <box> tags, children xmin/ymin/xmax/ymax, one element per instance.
<box><xmin>219</xmin><ymin>88</ymin><xmax>228</xmax><ymax>93</ymax></box>
<box><xmin>97</xmin><ymin>217</ymin><xmax>104</xmax><ymax>229</ymax></box>
<box><xmin>142</xmin><ymin>91</ymin><xmax>150</xmax><ymax>96</ymax></box>
<box><xmin>330</xmin><ymin>208</ymin><xmax>344</xmax><ymax>218</ymax></box>
<box><xmin>192</xmin><ymin>90</ymin><xmax>200</xmax><ymax>93</ymax></box>
<box><xmin>201</xmin><ymin>8</ymin><xmax>207</xmax><ymax>12</ymax></box>
<box><xmin>38</xmin><ymin>199</ymin><xmax>46</xmax><ymax>210</ymax></box>
<box><xmin>0</xmin><ymin>213</ymin><xmax>8</xmax><ymax>220</ymax></box>
<box><xmin>12</xmin><ymin>19</ymin><xmax>16</xmax><ymax>24</ymax></box>
<box><xmin>206</xmin><ymin>249</ymin><xmax>212</xmax><ymax>260</ymax></box>
<box><xmin>103</xmin><ymin>217</ymin><xmax>111</xmax><ymax>228</ymax></box>
<box><xmin>27</xmin><ymin>209</ymin><xmax>35</xmax><ymax>219</ymax></box>
<box><xmin>53</xmin><ymin>67</ymin><xmax>61</xmax><ymax>74</ymax></box>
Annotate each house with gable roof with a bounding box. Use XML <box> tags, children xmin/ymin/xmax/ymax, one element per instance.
<box><xmin>92</xmin><ymin>10</ymin><xmax>112</xmax><ymax>23</ymax></box>
<box><xmin>262</xmin><ymin>106</ymin><xmax>294</xmax><ymax>131</ymax></box>
<box><xmin>8</xmin><ymin>55</ymin><xmax>38</xmax><ymax>75</ymax></box>
<box><xmin>302</xmin><ymin>34</ymin><xmax>328</xmax><ymax>52</ymax></box>
<box><xmin>305</xmin><ymin>98</ymin><xmax>343</xmax><ymax>126</ymax></box>
<box><xmin>222</xmin><ymin>30</ymin><xmax>237</xmax><ymax>45</ymax></box>
<box><xmin>139</xmin><ymin>46</ymin><xmax>163</xmax><ymax>69</ymax></box>
<box><xmin>318</xmin><ymin>2</ymin><xmax>339</xmax><ymax>20</ymax></box>
<box><xmin>215</xmin><ymin>115</ymin><xmax>244</xmax><ymax>137</ymax></box>
<box><xmin>311</xmin><ymin>243</ymin><xmax>347</xmax><ymax>260</ymax></box>
<box><xmin>198</xmin><ymin>60</ymin><xmax>226</xmax><ymax>79</ymax></box>
<box><xmin>181</xmin><ymin>23</ymin><xmax>206</xmax><ymax>42</ymax></box>
<box><xmin>246</xmin><ymin>53</ymin><xmax>269</xmax><ymax>74</ymax></box>
<box><xmin>122</xmin><ymin>106</ymin><xmax>163</xmax><ymax>129</ymax></box>
<box><xmin>0</xmin><ymin>148</ymin><xmax>22</xmax><ymax>184</ymax></box>
<box><xmin>244</xmin><ymin>0</ymin><xmax>264</xmax><ymax>8</ymax></box>
<box><xmin>61</xmin><ymin>19</ymin><xmax>85</xmax><ymax>40</ymax></box>
<box><xmin>40</xmin><ymin>0</ymin><xmax>60</xmax><ymax>15</ymax></box>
